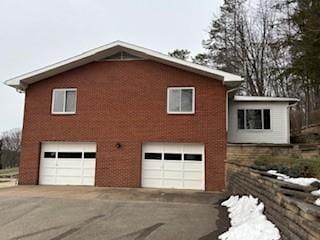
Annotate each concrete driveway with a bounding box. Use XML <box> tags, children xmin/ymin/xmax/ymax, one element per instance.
<box><xmin>0</xmin><ymin>186</ymin><xmax>228</xmax><ymax>240</ymax></box>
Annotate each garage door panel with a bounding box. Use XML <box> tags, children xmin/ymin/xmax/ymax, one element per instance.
<box><xmin>55</xmin><ymin>177</ymin><xmax>82</xmax><ymax>185</ymax></box>
<box><xmin>40</xmin><ymin>160</ymin><xmax>56</xmax><ymax>168</ymax></box>
<box><xmin>83</xmin><ymin>169</ymin><xmax>95</xmax><ymax>177</ymax></box>
<box><xmin>163</xmin><ymin>144</ymin><xmax>183</xmax><ymax>153</ymax></box>
<box><xmin>143</xmin><ymin>179</ymin><xmax>162</xmax><ymax>187</ymax></box>
<box><xmin>143</xmin><ymin>169</ymin><xmax>162</xmax><ymax>178</ymax></box>
<box><xmin>40</xmin><ymin>142</ymin><xmax>96</xmax><ymax>186</ymax></box>
<box><xmin>183</xmin><ymin>180</ymin><xmax>203</xmax><ymax>189</ymax></box>
<box><xmin>83</xmin><ymin>160</ymin><xmax>95</xmax><ymax>168</ymax></box>
<box><xmin>39</xmin><ymin>176</ymin><xmax>55</xmax><ymax>184</ymax></box>
<box><xmin>82</xmin><ymin>177</ymin><xmax>95</xmax><ymax>186</ymax></box>
<box><xmin>183</xmin><ymin>144</ymin><xmax>204</xmax><ymax>153</ymax></box>
<box><xmin>57</xmin><ymin>160</ymin><xmax>82</xmax><ymax>168</ymax></box>
<box><xmin>143</xmin><ymin>161</ymin><xmax>162</xmax><ymax>169</ymax></box>
<box><xmin>163</xmin><ymin>161</ymin><xmax>181</xmax><ymax>170</ymax></box>
<box><xmin>56</xmin><ymin>168</ymin><xmax>82</xmax><ymax>177</ymax></box>
<box><xmin>40</xmin><ymin>168</ymin><xmax>56</xmax><ymax>176</ymax></box>
<box><xmin>163</xmin><ymin>170</ymin><xmax>182</xmax><ymax>179</ymax></box>
<box><xmin>183</xmin><ymin>171</ymin><xmax>202</xmax><ymax>179</ymax></box>
<box><xmin>163</xmin><ymin>179</ymin><xmax>182</xmax><ymax>188</ymax></box>
<box><xmin>143</xmin><ymin>143</ymin><xmax>162</xmax><ymax>152</ymax></box>
<box><xmin>183</xmin><ymin>163</ymin><xmax>203</xmax><ymax>170</ymax></box>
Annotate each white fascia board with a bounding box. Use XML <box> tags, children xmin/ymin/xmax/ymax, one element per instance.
<box><xmin>233</xmin><ymin>95</ymin><xmax>300</xmax><ymax>103</ymax></box>
<box><xmin>5</xmin><ymin>40</ymin><xmax>243</xmax><ymax>90</ymax></box>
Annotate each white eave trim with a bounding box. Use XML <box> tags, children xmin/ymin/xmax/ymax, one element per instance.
<box><xmin>4</xmin><ymin>40</ymin><xmax>243</xmax><ymax>90</ymax></box>
<box><xmin>233</xmin><ymin>96</ymin><xmax>300</xmax><ymax>103</ymax></box>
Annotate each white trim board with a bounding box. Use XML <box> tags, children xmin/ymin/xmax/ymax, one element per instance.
<box><xmin>5</xmin><ymin>41</ymin><xmax>243</xmax><ymax>90</ymax></box>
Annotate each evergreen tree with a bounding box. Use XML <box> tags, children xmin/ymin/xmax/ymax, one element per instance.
<box><xmin>287</xmin><ymin>0</ymin><xmax>320</xmax><ymax>113</ymax></box>
<box><xmin>168</xmin><ymin>49</ymin><xmax>191</xmax><ymax>61</ymax></box>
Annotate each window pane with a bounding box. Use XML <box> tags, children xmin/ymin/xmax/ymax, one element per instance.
<box><xmin>237</xmin><ymin>110</ymin><xmax>245</xmax><ymax>129</ymax></box>
<box><xmin>53</xmin><ymin>90</ymin><xmax>64</xmax><ymax>112</ymax></box>
<box><xmin>264</xmin><ymin>109</ymin><xmax>271</xmax><ymax>129</ymax></box>
<box><xmin>181</xmin><ymin>89</ymin><xmax>193</xmax><ymax>112</ymax></box>
<box><xmin>184</xmin><ymin>154</ymin><xmax>202</xmax><ymax>161</ymax></box>
<box><xmin>145</xmin><ymin>153</ymin><xmax>162</xmax><ymax>160</ymax></box>
<box><xmin>164</xmin><ymin>153</ymin><xmax>182</xmax><ymax>160</ymax></box>
<box><xmin>44</xmin><ymin>152</ymin><xmax>56</xmax><ymax>158</ymax></box>
<box><xmin>246</xmin><ymin>110</ymin><xmax>262</xmax><ymax>129</ymax></box>
<box><xmin>58</xmin><ymin>152</ymin><xmax>82</xmax><ymax>158</ymax></box>
<box><xmin>169</xmin><ymin>89</ymin><xmax>180</xmax><ymax>112</ymax></box>
<box><xmin>84</xmin><ymin>152</ymin><xmax>96</xmax><ymax>158</ymax></box>
<box><xmin>65</xmin><ymin>90</ymin><xmax>76</xmax><ymax>112</ymax></box>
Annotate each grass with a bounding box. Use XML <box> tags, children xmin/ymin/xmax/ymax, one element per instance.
<box><xmin>253</xmin><ymin>156</ymin><xmax>320</xmax><ymax>179</ymax></box>
<box><xmin>0</xmin><ymin>167</ymin><xmax>19</xmax><ymax>176</ymax></box>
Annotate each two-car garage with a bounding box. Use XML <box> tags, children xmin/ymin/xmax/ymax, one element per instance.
<box><xmin>39</xmin><ymin>142</ymin><xmax>205</xmax><ymax>190</ymax></box>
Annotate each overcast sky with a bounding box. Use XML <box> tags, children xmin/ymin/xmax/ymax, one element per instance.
<box><xmin>0</xmin><ymin>0</ymin><xmax>222</xmax><ymax>133</ymax></box>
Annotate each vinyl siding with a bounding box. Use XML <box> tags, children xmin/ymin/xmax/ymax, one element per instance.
<box><xmin>228</xmin><ymin>101</ymin><xmax>290</xmax><ymax>144</ymax></box>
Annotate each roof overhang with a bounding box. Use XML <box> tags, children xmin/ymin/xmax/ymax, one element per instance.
<box><xmin>233</xmin><ymin>96</ymin><xmax>300</xmax><ymax>104</ymax></box>
<box><xmin>4</xmin><ymin>41</ymin><xmax>243</xmax><ymax>91</ymax></box>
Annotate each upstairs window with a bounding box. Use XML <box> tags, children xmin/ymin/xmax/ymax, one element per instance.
<box><xmin>52</xmin><ymin>89</ymin><xmax>77</xmax><ymax>114</ymax></box>
<box><xmin>167</xmin><ymin>87</ymin><xmax>195</xmax><ymax>114</ymax></box>
<box><xmin>238</xmin><ymin>109</ymin><xmax>271</xmax><ymax>130</ymax></box>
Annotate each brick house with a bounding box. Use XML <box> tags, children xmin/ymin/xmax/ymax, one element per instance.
<box><xmin>5</xmin><ymin>41</ymin><xmax>297</xmax><ymax>191</ymax></box>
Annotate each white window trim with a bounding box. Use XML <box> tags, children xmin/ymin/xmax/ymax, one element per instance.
<box><xmin>237</xmin><ymin>108</ymin><xmax>272</xmax><ymax>131</ymax></box>
<box><xmin>167</xmin><ymin>87</ymin><xmax>195</xmax><ymax>114</ymax></box>
<box><xmin>51</xmin><ymin>88</ymin><xmax>77</xmax><ymax>114</ymax></box>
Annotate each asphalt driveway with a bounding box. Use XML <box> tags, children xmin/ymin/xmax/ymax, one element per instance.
<box><xmin>0</xmin><ymin>186</ymin><xmax>228</xmax><ymax>240</ymax></box>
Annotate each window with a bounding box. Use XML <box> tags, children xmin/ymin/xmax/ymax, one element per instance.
<box><xmin>164</xmin><ymin>153</ymin><xmax>182</xmax><ymax>160</ymax></box>
<box><xmin>52</xmin><ymin>89</ymin><xmax>77</xmax><ymax>114</ymax></box>
<box><xmin>238</xmin><ymin>109</ymin><xmax>271</xmax><ymax>130</ymax></box>
<box><xmin>167</xmin><ymin>87</ymin><xmax>195</xmax><ymax>114</ymax></box>
<box><xmin>184</xmin><ymin>154</ymin><xmax>202</xmax><ymax>161</ymax></box>
<box><xmin>58</xmin><ymin>152</ymin><xmax>82</xmax><ymax>158</ymax></box>
<box><xmin>246</xmin><ymin>110</ymin><xmax>262</xmax><ymax>129</ymax></box>
<box><xmin>145</xmin><ymin>153</ymin><xmax>162</xmax><ymax>160</ymax></box>
<box><xmin>44</xmin><ymin>152</ymin><xmax>56</xmax><ymax>158</ymax></box>
<box><xmin>84</xmin><ymin>152</ymin><xmax>96</xmax><ymax>158</ymax></box>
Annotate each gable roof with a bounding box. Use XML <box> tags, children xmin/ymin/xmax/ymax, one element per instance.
<box><xmin>233</xmin><ymin>96</ymin><xmax>299</xmax><ymax>104</ymax></box>
<box><xmin>5</xmin><ymin>40</ymin><xmax>243</xmax><ymax>90</ymax></box>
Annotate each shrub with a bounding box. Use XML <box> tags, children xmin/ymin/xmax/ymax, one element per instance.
<box><xmin>253</xmin><ymin>156</ymin><xmax>320</xmax><ymax>178</ymax></box>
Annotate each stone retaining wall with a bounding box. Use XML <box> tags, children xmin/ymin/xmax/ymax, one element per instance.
<box><xmin>227</xmin><ymin>144</ymin><xmax>320</xmax><ymax>165</ymax></box>
<box><xmin>226</xmin><ymin>161</ymin><xmax>320</xmax><ymax>240</ymax></box>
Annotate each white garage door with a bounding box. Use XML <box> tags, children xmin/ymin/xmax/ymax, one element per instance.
<box><xmin>142</xmin><ymin>143</ymin><xmax>205</xmax><ymax>190</ymax></box>
<box><xmin>39</xmin><ymin>142</ymin><xmax>96</xmax><ymax>186</ymax></box>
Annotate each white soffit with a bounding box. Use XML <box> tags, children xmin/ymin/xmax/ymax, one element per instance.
<box><xmin>5</xmin><ymin>41</ymin><xmax>243</xmax><ymax>90</ymax></box>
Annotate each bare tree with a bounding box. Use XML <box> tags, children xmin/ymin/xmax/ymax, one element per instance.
<box><xmin>0</xmin><ymin>129</ymin><xmax>21</xmax><ymax>169</ymax></box>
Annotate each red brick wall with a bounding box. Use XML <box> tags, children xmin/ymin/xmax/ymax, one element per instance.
<box><xmin>19</xmin><ymin>60</ymin><xmax>226</xmax><ymax>191</ymax></box>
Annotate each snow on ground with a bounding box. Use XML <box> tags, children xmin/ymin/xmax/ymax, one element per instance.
<box><xmin>267</xmin><ymin>170</ymin><xmax>320</xmax><ymax>207</ymax></box>
<box><xmin>267</xmin><ymin>170</ymin><xmax>320</xmax><ymax>186</ymax></box>
<box><xmin>218</xmin><ymin>195</ymin><xmax>280</xmax><ymax>240</ymax></box>
<box><xmin>311</xmin><ymin>189</ymin><xmax>320</xmax><ymax>196</ymax></box>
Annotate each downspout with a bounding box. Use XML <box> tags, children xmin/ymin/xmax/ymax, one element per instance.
<box><xmin>286</xmin><ymin>100</ymin><xmax>299</xmax><ymax>144</ymax></box>
<box><xmin>226</xmin><ymin>87</ymin><xmax>239</xmax><ymax>132</ymax></box>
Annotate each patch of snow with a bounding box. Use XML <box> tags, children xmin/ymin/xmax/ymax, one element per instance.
<box><xmin>267</xmin><ymin>170</ymin><xmax>320</xmax><ymax>207</ymax></box>
<box><xmin>311</xmin><ymin>189</ymin><xmax>320</xmax><ymax>196</ymax></box>
<box><xmin>267</xmin><ymin>170</ymin><xmax>320</xmax><ymax>186</ymax></box>
<box><xmin>267</xmin><ymin>170</ymin><xmax>289</xmax><ymax>180</ymax></box>
<box><xmin>219</xmin><ymin>195</ymin><xmax>280</xmax><ymax>240</ymax></box>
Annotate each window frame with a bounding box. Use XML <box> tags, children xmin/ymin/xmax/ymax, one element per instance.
<box><xmin>237</xmin><ymin>108</ymin><xmax>272</xmax><ymax>131</ymax></box>
<box><xmin>51</xmin><ymin>88</ymin><xmax>77</xmax><ymax>115</ymax></box>
<box><xmin>167</xmin><ymin>87</ymin><xmax>195</xmax><ymax>114</ymax></box>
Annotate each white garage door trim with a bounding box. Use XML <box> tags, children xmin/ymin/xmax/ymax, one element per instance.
<box><xmin>39</xmin><ymin>142</ymin><xmax>96</xmax><ymax>186</ymax></box>
<box><xmin>142</xmin><ymin>143</ymin><xmax>205</xmax><ymax>190</ymax></box>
